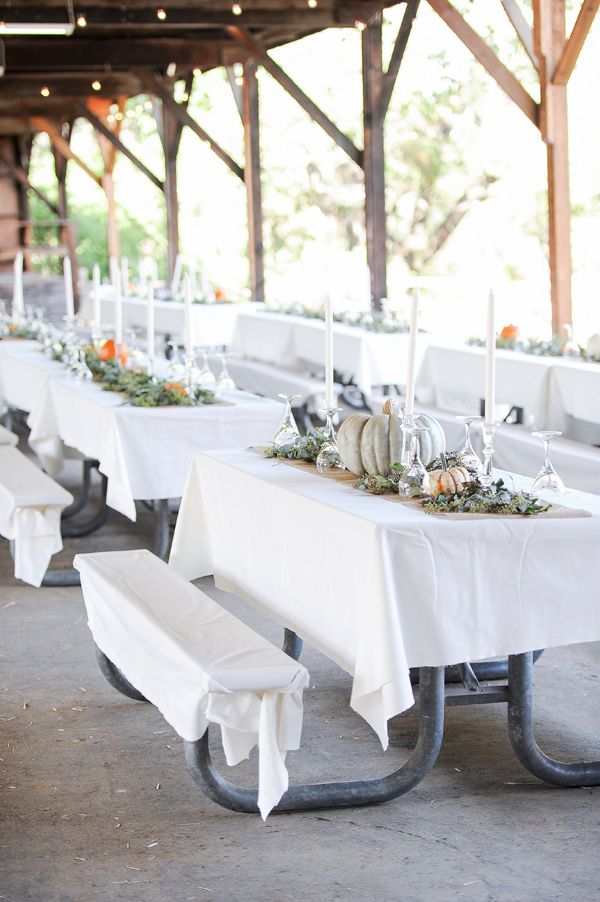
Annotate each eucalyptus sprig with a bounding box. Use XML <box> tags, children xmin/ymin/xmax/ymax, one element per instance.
<box><xmin>263</xmin><ymin>303</ymin><xmax>410</xmax><ymax>335</ymax></box>
<box><xmin>265</xmin><ymin>428</ymin><xmax>330</xmax><ymax>462</ymax></box>
<box><xmin>422</xmin><ymin>478</ymin><xmax>550</xmax><ymax>516</ymax></box>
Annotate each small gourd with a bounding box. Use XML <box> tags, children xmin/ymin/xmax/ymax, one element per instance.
<box><xmin>427</xmin><ymin>452</ymin><xmax>470</xmax><ymax>499</ymax></box>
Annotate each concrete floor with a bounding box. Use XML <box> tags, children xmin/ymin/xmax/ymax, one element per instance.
<box><xmin>1</xmin><ymin>456</ymin><xmax>600</xmax><ymax>902</ymax></box>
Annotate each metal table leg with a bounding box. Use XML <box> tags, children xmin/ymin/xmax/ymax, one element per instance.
<box><xmin>153</xmin><ymin>499</ymin><xmax>171</xmax><ymax>560</ymax></box>
<box><xmin>61</xmin><ymin>473</ymin><xmax>110</xmax><ymax>538</ymax></box>
<box><xmin>282</xmin><ymin>628</ymin><xmax>303</xmax><ymax>660</ymax></box>
<box><xmin>95</xmin><ymin>646</ymin><xmax>149</xmax><ymax>702</ymax></box>
<box><xmin>61</xmin><ymin>459</ymin><xmax>95</xmax><ymax>520</ymax></box>
<box><xmin>183</xmin><ymin>667</ymin><xmax>445</xmax><ymax>814</ymax></box>
<box><xmin>507</xmin><ymin>652</ymin><xmax>600</xmax><ymax>787</ymax></box>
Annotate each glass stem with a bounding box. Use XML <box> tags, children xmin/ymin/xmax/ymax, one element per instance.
<box><xmin>543</xmin><ymin>440</ymin><xmax>551</xmax><ymax>471</ymax></box>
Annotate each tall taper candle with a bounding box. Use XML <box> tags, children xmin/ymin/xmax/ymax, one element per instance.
<box><xmin>404</xmin><ymin>291</ymin><xmax>419</xmax><ymax>418</ymax></box>
<box><xmin>12</xmin><ymin>250</ymin><xmax>24</xmax><ymax>321</ymax></box>
<box><xmin>171</xmin><ymin>253</ymin><xmax>183</xmax><ymax>297</ymax></box>
<box><xmin>63</xmin><ymin>257</ymin><xmax>75</xmax><ymax>320</ymax></box>
<box><xmin>114</xmin><ymin>267</ymin><xmax>123</xmax><ymax>346</ymax></box>
<box><xmin>92</xmin><ymin>263</ymin><xmax>101</xmax><ymax>327</ymax></box>
<box><xmin>138</xmin><ymin>258</ymin><xmax>146</xmax><ymax>295</ymax></box>
<box><xmin>183</xmin><ymin>273</ymin><xmax>193</xmax><ymax>358</ymax></box>
<box><xmin>146</xmin><ymin>281</ymin><xmax>155</xmax><ymax>365</ymax></box>
<box><xmin>121</xmin><ymin>256</ymin><xmax>129</xmax><ymax>295</ymax></box>
<box><xmin>324</xmin><ymin>295</ymin><xmax>334</xmax><ymax>406</ymax></box>
<box><xmin>484</xmin><ymin>287</ymin><xmax>496</xmax><ymax>425</ymax></box>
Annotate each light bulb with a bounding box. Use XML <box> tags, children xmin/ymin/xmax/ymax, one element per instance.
<box><xmin>193</xmin><ymin>67</ymin><xmax>202</xmax><ymax>76</ymax></box>
<box><xmin>76</xmin><ymin>14</ymin><xmax>87</xmax><ymax>27</ymax></box>
<box><xmin>232</xmin><ymin>3</ymin><xmax>242</xmax><ymax>15</ymax></box>
<box><xmin>41</xmin><ymin>86</ymin><xmax>50</xmax><ymax>97</ymax></box>
<box><xmin>355</xmin><ymin>19</ymin><xmax>366</xmax><ymax>30</ymax></box>
<box><xmin>91</xmin><ymin>80</ymin><xmax>101</xmax><ymax>91</ymax></box>
<box><xmin>307</xmin><ymin>0</ymin><xmax>318</xmax><ymax>7</ymax></box>
<box><xmin>156</xmin><ymin>8</ymin><xmax>167</xmax><ymax>20</ymax></box>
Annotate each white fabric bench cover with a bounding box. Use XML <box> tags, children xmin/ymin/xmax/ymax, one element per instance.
<box><xmin>0</xmin><ymin>446</ymin><xmax>73</xmax><ymax>586</ymax></box>
<box><xmin>74</xmin><ymin>549</ymin><xmax>310</xmax><ymax>818</ymax></box>
<box><xmin>213</xmin><ymin>355</ymin><xmax>341</xmax><ymax>411</ymax></box>
<box><xmin>0</xmin><ymin>424</ymin><xmax>18</xmax><ymax>446</ymax></box>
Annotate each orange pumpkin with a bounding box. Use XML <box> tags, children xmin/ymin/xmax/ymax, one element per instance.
<box><xmin>99</xmin><ymin>339</ymin><xmax>128</xmax><ymax>365</ymax></box>
<box><xmin>163</xmin><ymin>381</ymin><xmax>188</xmax><ymax>397</ymax></box>
<box><xmin>500</xmin><ymin>324</ymin><xmax>519</xmax><ymax>342</ymax></box>
<box><xmin>214</xmin><ymin>288</ymin><xmax>227</xmax><ymax>302</ymax></box>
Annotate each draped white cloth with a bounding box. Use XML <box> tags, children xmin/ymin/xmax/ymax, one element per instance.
<box><xmin>170</xmin><ymin>449</ymin><xmax>600</xmax><ymax>749</ymax></box>
<box><xmin>0</xmin><ymin>446</ymin><xmax>73</xmax><ymax>586</ymax></box>
<box><xmin>230</xmin><ymin>311</ymin><xmax>425</xmax><ymax>393</ymax></box>
<box><xmin>74</xmin><ymin>549</ymin><xmax>309</xmax><ymax>818</ymax></box>
<box><xmin>0</xmin><ymin>424</ymin><xmax>17</xmax><ymax>446</ymax></box>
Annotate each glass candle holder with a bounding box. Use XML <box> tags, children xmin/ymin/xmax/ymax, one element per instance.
<box><xmin>479</xmin><ymin>422</ymin><xmax>497</xmax><ymax>492</ymax></box>
<box><xmin>316</xmin><ymin>407</ymin><xmax>344</xmax><ymax>474</ymax></box>
<box><xmin>397</xmin><ymin>425</ymin><xmax>430</xmax><ymax>497</ymax></box>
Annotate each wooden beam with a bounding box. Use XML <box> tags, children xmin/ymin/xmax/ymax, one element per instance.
<box><xmin>362</xmin><ymin>14</ymin><xmax>387</xmax><ymax>309</ymax></box>
<box><xmin>226</xmin><ymin>26</ymin><xmax>364</xmax><ymax>167</ymax></box>
<box><xmin>378</xmin><ymin>0</ymin><xmax>420</xmax><ymax>119</ymax></box>
<box><xmin>76</xmin><ymin>101</ymin><xmax>164</xmax><ymax>192</ymax></box>
<box><xmin>500</xmin><ymin>0</ymin><xmax>537</xmax><ymax>68</ymax></box>
<box><xmin>0</xmin><ymin>150</ymin><xmax>60</xmax><ymax>217</ymax></box>
<box><xmin>30</xmin><ymin>117</ymin><xmax>103</xmax><ymax>186</ymax></box>
<box><xmin>242</xmin><ymin>60</ymin><xmax>265</xmax><ymax>303</ymax></box>
<box><xmin>147</xmin><ymin>74</ymin><xmax>245</xmax><ymax>181</ymax></box>
<box><xmin>552</xmin><ymin>0</ymin><xmax>600</xmax><ymax>84</ymax></box>
<box><xmin>533</xmin><ymin>0</ymin><xmax>572</xmax><ymax>332</ymax></box>
<box><xmin>5</xmin><ymin>38</ymin><xmax>221</xmax><ymax>71</ymax></box>
<box><xmin>226</xmin><ymin>66</ymin><xmax>244</xmax><ymax>122</ymax></box>
<box><xmin>427</xmin><ymin>0</ymin><xmax>539</xmax><ymax>126</ymax></box>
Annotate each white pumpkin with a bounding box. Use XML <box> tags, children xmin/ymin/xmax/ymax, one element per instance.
<box><xmin>586</xmin><ymin>333</ymin><xmax>600</xmax><ymax>358</ymax></box>
<box><xmin>427</xmin><ymin>465</ymin><xmax>470</xmax><ymax>499</ymax></box>
<box><xmin>337</xmin><ymin>410</ymin><xmax>446</xmax><ymax>476</ymax></box>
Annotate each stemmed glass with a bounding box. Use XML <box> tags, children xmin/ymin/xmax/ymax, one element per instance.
<box><xmin>479</xmin><ymin>422</ymin><xmax>497</xmax><ymax>492</ymax></box>
<box><xmin>456</xmin><ymin>415</ymin><xmax>482</xmax><ymax>472</ymax></box>
<box><xmin>194</xmin><ymin>350</ymin><xmax>217</xmax><ymax>389</ymax></box>
<box><xmin>273</xmin><ymin>394</ymin><xmax>301</xmax><ymax>447</ymax></box>
<box><xmin>217</xmin><ymin>355</ymin><xmax>236</xmax><ymax>391</ymax></box>
<box><xmin>397</xmin><ymin>425</ymin><xmax>430</xmax><ymax>497</ymax></box>
<box><xmin>316</xmin><ymin>407</ymin><xmax>344</xmax><ymax>474</ymax></box>
<box><xmin>531</xmin><ymin>431</ymin><xmax>565</xmax><ymax>494</ymax></box>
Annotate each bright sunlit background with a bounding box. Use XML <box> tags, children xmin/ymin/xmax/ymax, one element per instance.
<box><xmin>26</xmin><ymin>2</ymin><xmax>600</xmax><ymax>342</ymax></box>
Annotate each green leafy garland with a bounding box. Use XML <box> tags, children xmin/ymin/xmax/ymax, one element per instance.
<box><xmin>422</xmin><ymin>478</ymin><xmax>550</xmax><ymax>516</ymax></box>
<box><xmin>467</xmin><ymin>335</ymin><xmax>597</xmax><ymax>363</ymax></box>
<box><xmin>264</xmin><ymin>428</ymin><xmax>330</xmax><ymax>462</ymax></box>
<box><xmin>85</xmin><ymin>351</ymin><xmax>215</xmax><ymax>407</ymax></box>
<box><xmin>263</xmin><ymin>303</ymin><xmax>410</xmax><ymax>335</ymax></box>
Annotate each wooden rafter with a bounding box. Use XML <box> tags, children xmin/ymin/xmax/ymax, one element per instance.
<box><xmin>378</xmin><ymin>0</ymin><xmax>420</xmax><ymax>118</ymax></box>
<box><xmin>146</xmin><ymin>73</ymin><xmax>245</xmax><ymax>181</ymax></box>
<box><xmin>500</xmin><ymin>0</ymin><xmax>537</xmax><ymax>68</ymax></box>
<box><xmin>30</xmin><ymin>116</ymin><xmax>102</xmax><ymax>186</ymax></box>
<box><xmin>76</xmin><ymin>101</ymin><xmax>164</xmax><ymax>192</ymax></box>
<box><xmin>552</xmin><ymin>0</ymin><xmax>600</xmax><ymax>84</ymax></box>
<box><xmin>427</xmin><ymin>0</ymin><xmax>539</xmax><ymax>126</ymax></box>
<box><xmin>0</xmin><ymin>150</ymin><xmax>60</xmax><ymax>218</ymax></box>
<box><xmin>226</xmin><ymin>25</ymin><xmax>364</xmax><ymax>167</ymax></box>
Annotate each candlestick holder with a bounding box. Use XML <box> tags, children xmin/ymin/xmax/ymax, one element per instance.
<box><xmin>479</xmin><ymin>423</ymin><xmax>497</xmax><ymax>492</ymax></box>
<box><xmin>147</xmin><ymin>355</ymin><xmax>155</xmax><ymax>379</ymax></box>
<box><xmin>183</xmin><ymin>353</ymin><xmax>196</xmax><ymax>398</ymax></box>
<box><xmin>397</xmin><ymin>425</ymin><xmax>430</xmax><ymax>497</ymax></box>
<box><xmin>400</xmin><ymin>411</ymin><xmax>415</xmax><ymax>466</ymax></box>
<box><xmin>316</xmin><ymin>407</ymin><xmax>345</xmax><ymax>474</ymax></box>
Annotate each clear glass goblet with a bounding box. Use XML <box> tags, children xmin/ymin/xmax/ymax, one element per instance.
<box><xmin>316</xmin><ymin>407</ymin><xmax>344</xmax><ymax>474</ymax></box>
<box><xmin>456</xmin><ymin>414</ymin><xmax>482</xmax><ymax>472</ymax></box>
<box><xmin>397</xmin><ymin>425</ymin><xmax>431</xmax><ymax>497</ymax></box>
<box><xmin>531</xmin><ymin>431</ymin><xmax>565</xmax><ymax>494</ymax></box>
<box><xmin>273</xmin><ymin>394</ymin><xmax>301</xmax><ymax>447</ymax></box>
<box><xmin>195</xmin><ymin>350</ymin><xmax>217</xmax><ymax>390</ymax></box>
<box><xmin>217</xmin><ymin>355</ymin><xmax>236</xmax><ymax>391</ymax></box>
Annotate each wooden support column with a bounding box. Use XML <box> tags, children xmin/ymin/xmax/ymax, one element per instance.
<box><xmin>14</xmin><ymin>137</ymin><xmax>31</xmax><ymax>267</ymax></box>
<box><xmin>362</xmin><ymin>14</ymin><xmax>387</xmax><ymax>310</ymax></box>
<box><xmin>162</xmin><ymin>103</ymin><xmax>181</xmax><ymax>282</ymax></box>
<box><xmin>534</xmin><ymin>0</ymin><xmax>572</xmax><ymax>333</ymax></box>
<box><xmin>0</xmin><ymin>137</ymin><xmax>21</xmax><ymax>272</ymax></box>
<box><xmin>242</xmin><ymin>60</ymin><xmax>264</xmax><ymax>303</ymax></box>
<box><xmin>51</xmin><ymin>123</ymin><xmax>78</xmax><ymax>303</ymax></box>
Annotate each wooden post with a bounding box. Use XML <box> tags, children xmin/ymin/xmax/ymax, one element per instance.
<box><xmin>162</xmin><ymin>102</ymin><xmax>181</xmax><ymax>283</ymax></box>
<box><xmin>362</xmin><ymin>14</ymin><xmax>387</xmax><ymax>310</ymax></box>
<box><xmin>533</xmin><ymin>0</ymin><xmax>572</xmax><ymax>334</ymax></box>
<box><xmin>14</xmin><ymin>137</ymin><xmax>31</xmax><ymax>268</ymax></box>
<box><xmin>242</xmin><ymin>60</ymin><xmax>264</xmax><ymax>303</ymax></box>
<box><xmin>51</xmin><ymin>123</ymin><xmax>79</xmax><ymax>307</ymax></box>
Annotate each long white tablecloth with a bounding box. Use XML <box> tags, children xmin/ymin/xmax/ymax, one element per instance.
<box><xmin>79</xmin><ymin>293</ymin><xmax>255</xmax><ymax>349</ymax></box>
<box><xmin>230</xmin><ymin>311</ymin><xmax>422</xmax><ymax>394</ymax></box>
<box><xmin>170</xmin><ymin>449</ymin><xmax>600</xmax><ymax>749</ymax></box>
<box><xmin>0</xmin><ymin>340</ymin><xmax>283</xmax><ymax>521</ymax></box>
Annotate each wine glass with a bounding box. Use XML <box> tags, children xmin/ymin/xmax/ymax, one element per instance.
<box><xmin>397</xmin><ymin>425</ymin><xmax>430</xmax><ymax>497</ymax></box>
<box><xmin>531</xmin><ymin>431</ymin><xmax>565</xmax><ymax>494</ymax></box>
<box><xmin>456</xmin><ymin>415</ymin><xmax>482</xmax><ymax>472</ymax></box>
<box><xmin>316</xmin><ymin>407</ymin><xmax>344</xmax><ymax>474</ymax></box>
<box><xmin>195</xmin><ymin>350</ymin><xmax>217</xmax><ymax>389</ymax></box>
<box><xmin>273</xmin><ymin>394</ymin><xmax>301</xmax><ymax>447</ymax></box>
<box><xmin>217</xmin><ymin>354</ymin><xmax>236</xmax><ymax>391</ymax></box>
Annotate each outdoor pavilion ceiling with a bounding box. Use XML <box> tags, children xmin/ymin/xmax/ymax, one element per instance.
<box><xmin>0</xmin><ymin>0</ymin><xmax>396</xmax><ymax>126</ymax></box>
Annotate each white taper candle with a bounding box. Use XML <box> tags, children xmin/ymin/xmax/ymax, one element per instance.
<box><xmin>12</xmin><ymin>250</ymin><xmax>24</xmax><ymax>321</ymax></box>
<box><xmin>183</xmin><ymin>273</ymin><xmax>193</xmax><ymax>358</ymax></box>
<box><xmin>171</xmin><ymin>253</ymin><xmax>183</xmax><ymax>297</ymax></box>
<box><xmin>324</xmin><ymin>295</ymin><xmax>334</xmax><ymax>406</ymax></box>
<box><xmin>146</xmin><ymin>281</ymin><xmax>155</xmax><ymax>364</ymax></box>
<box><xmin>404</xmin><ymin>291</ymin><xmax>419</xmax><ymax>418</ymax></box>
<box><xmin>92</xmin><ymin>263</ymin><xmax>101</xmax><ymax>328</ymax></box>
<box><xmin>114</xmin><ymin>267</ymin><xmax>123</xmax><ymax>346</ymax></box>
<box><xmin>121</xmin><ymin>256</ymin><xmax>129</xmax><ymax>295</ymax></box>
<box><xmin>63</xmin><ymin>256</ymin><xmax>75</xmax><ymax>320</ymax></box>
<box><xmin>484</xmin><ymin>287</ymin><xmax>496</xmax><ymax>425</ymax></box>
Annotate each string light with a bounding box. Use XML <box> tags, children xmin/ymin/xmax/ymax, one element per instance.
<box><xmin>307</xmin><ymin>0</ymin><xmax>318</xmax><ymax>7</ymax></box>
<box><xmin>76</xmin><ymin>13</ymin><xmax>87</xmax><ymax>27</ymax></box>
<box><xmin>41</xmin><ymin>86</ymin><xmax>50</xmax><ymax>97</ymax></box>
<box><xmin>107</xmin><ymin>113</ymin><xmax>115</xmax><ymax>123</ymax></box>
<box><xmin>181</xmin><ymin>92</ymin><xmax>189</xmax><ymax>102</ymax></box>
<box><xmin>166</xmin><ymin>61</ymin><xmax>176</xmax><ymax>77</ymax></box>
<box><xmin>156</xmin><ymin>8</ymin><xmax>167</xmax><ymax>20</ymax></box>
<box><xmin>115</xmin><ymin>111</ymin><xmax>124</xmax><ymax>121</ymax></box>
<box><xmin>91</xmin><ymin>79</ymin><xmax>101</xmax><ymax>91</ymax></box>
<box><xmin>109</xmin><ymin>102</ymin><xmax>119</xmax><ymax>113</ymax></box>
<box><xmin>193</xmin><ymin>67</ymin><xmax>202</xmax><ymax>77</ymax></box>
<box><xmin>354</xmin><ymin>19</ymin><xmax>366</xmax><ymax>30</ymax></box>
<box><xmin>232</xmin><ymin>3</ymin><xmax>242</xmax><ymax>15</ymax></box>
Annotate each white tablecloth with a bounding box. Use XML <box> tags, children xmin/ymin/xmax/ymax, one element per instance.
<box><xmin>170</xmin><ymin>449</ymin><xmax>600</xmax><ymax>748</ymax></box>
<box><xmin>0</xmin><ymin>446</ymin><xmax>73</xmax><ymax>586</ymax></box>
<box><xmin>230</xmin><ymin>311</ymin><xmax>422</xmax><ymax>394</ymax></box>
<box><xmin>79</xmin><ymin>293</ymin><xmax>256</xmax><ymax>349</ymax></box>
<box><xmin>75</xmin><ymin>549</ymin><xmax>309</xmax><ymax>818</ymax></box>
<box><xmin>547</xmin><ymin>358</ymin><xmax>600</xmax><ymax>436</ymax></box>
<box><xmin>0</xmin><ymin>340</ymin><xmax>56</xmax><ymax>412</ymax></box>
<box><xmin>0</xmin><ymin>424</ymin><xmax>17</xmax><ymax>445</ymax></box>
